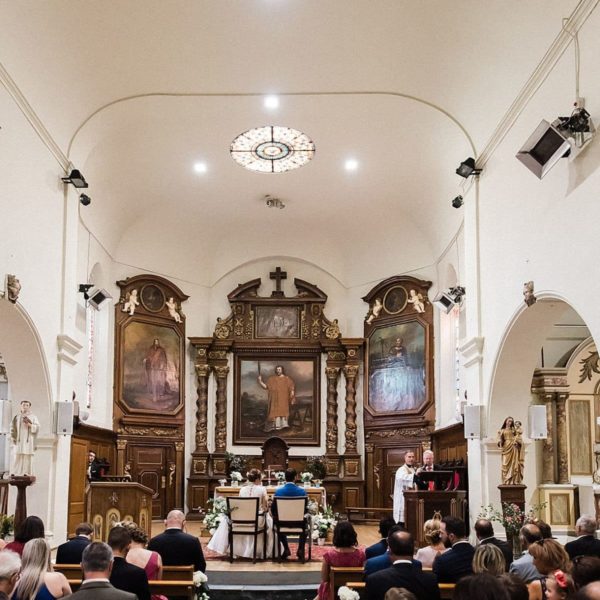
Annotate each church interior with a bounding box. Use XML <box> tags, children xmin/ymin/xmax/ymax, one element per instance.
<box><xmin>2</xmin><ymin>0</ymin><xmax>600</xmax><ymax>594</ymax></box>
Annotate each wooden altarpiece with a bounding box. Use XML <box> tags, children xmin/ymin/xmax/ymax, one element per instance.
<box><xmin>188</xmin><ymin>272</ymin><xmax>364</xmax><ymax>515</ymax></box>
<box><xmin>362</xmin><ymin>276</ymin><xmax>435</xmax><ymax>510</ymax></box>
<box><xmin>114</xmin><ymin>274</ymin><xmax>188</xmax><ymax>518</ymax></box>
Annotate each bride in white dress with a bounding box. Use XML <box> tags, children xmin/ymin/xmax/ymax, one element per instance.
<box><xmin>208</xmin><ymin>468</ymin><xmax>274</xmax><ymax>558</ymax></box>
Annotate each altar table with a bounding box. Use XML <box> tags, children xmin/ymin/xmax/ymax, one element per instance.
<box><xmin>215</xmin><ymin>485</ymin><xmax>326</xmax><ymax>508</ymax></box>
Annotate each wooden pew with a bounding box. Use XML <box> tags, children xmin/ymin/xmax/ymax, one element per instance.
<box><xmin>66</xmin><ymin>579</ymin><xmax>194</xmax><ymax>599</ymax></box>
<box><xmin>55</xmin><ymin>564</ymin><xmax>193</xmax><ymax>581</ymax></box>
<box><xmin>347</xmin><ymin>581</ymin><xmax>456</xmax><ymax>599</ymax></box>
<box><xmin>329</xmin><ymin>566</ymin><xmax>365</xmax><ymax>600</ymax></box>
<box><xmin>345</xmin><ymin>506</ymin><xmax>394</xmax><ymax>524</ymax></box>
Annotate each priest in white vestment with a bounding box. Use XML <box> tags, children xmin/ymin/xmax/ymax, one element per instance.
<box><xmin>10</xmin><ymin>400</ymin><xmax>39</xmax><ymax>476</ymax></box>
<box><xmin>393</xmin><ymin>450</ymin><xmax>416</xmax><ymax>525</ymax></box>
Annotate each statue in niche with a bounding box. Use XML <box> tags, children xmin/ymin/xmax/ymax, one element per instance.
<box><xmin>365</xmin><ymin>297</ymin><xmax>383</xmax><ymax>324</ymax></box>
<box><xmin>407</xmin><ymin>289</ymin><xmax>426</xmax><ymax>313</ymax></box>
<box><xmin>497</xmin><ymin>416</ymin><xmax>524</xmax><ymax>485</ymax></box>
<box><xmin>122</xmin><ymin>289</ymin><xmax>140</xmax><ymax>315</ymax></box>
<box><xmin>166</xmin><ymin>296</ymin><xmax>182</xmax><ymax>323</ymax></box>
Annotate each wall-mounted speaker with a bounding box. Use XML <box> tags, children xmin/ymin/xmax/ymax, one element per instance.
<box><xmin>528</xmin><ymin>405</ymin><xmax>548</xmax><ymax>439</ymax></box>
<box><xmin>54</xmin><ymin>402</ymin><xmax>74</xmax><ymax>435</ymax></box>
<box><xmin>463</xmin><ymin>405</ymin><xmax>483</xmax><ymax>439</ymax></box>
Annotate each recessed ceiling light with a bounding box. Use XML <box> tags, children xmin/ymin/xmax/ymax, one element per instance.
<box><xmin>264</xmin><ymin>95</ymin><xmax>279</xmax><ymax>109</ymax></box>
<box><xmin>345</xmin><ymin>158</ymin><xmax>359</xmax><ymax>171</ymax></box>
<box><xmin>194</xmin><ymin>162</ymin><xmax>207</xmax><ymax>174</ymax></box>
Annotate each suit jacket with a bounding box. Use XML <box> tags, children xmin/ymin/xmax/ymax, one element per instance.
<box><xmin>365</xmin><ymin>539</ymin><xmax>387</xmax><ymax>559</ymax></box>
<box><xmin>365</xmin><ymin>562</ymin><xmax>440</xmax><ymax>600</ymax></box>
<box><xmin>148</xmin><ymin>528</ymin><xmax>206</xmax><ymax>573</ymax></box>
<box><xmin>432</xmin><ymin>540</ymin><xmax>474</xmax><ymax>583</ymax></box>
<box><xmin>565</xmin><ymin>535</ymin><xmax>600</xmax><ymax>560</ymax></box>
<box><xmin>56</xmin><ymin>536</ymin><xmax>90</xmax><ymax>564</ymax></box>
<box><xmin>66</xmin><ymin>580</ymin><xmax>137</xmax><ymax>600</ymax></box>
<box><xmin>110</xmin><ymin>556</ymin><xmax>150</xmax><ymax>600</ymax></box>
<box><xmin>480</xmin><ymin>536</ymin><xmax>513</xmax><ymax>570</ymax></box>
<box><xmin>509</xmin><ymin>551</ymin><xmax>542</xmax><ymax>583</ymax></box>
<box><xmin>364</xmin><ymin>553</ymin><xmax>422</xmax><ymax>576</ymax></box>
<box><xmin>273</xmin><ymin>482</ymin><xmax>307</xmax><ymax>497</ymax></box>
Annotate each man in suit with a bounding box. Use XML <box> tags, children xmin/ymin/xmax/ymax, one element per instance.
<box><xmin>432</xmin><ymin>516</ymin><xmax>474</xmax><ymax>583</ymax></box>
<box><xmin>273</xmin><ymin>468</ymin><xmax>307</xmax><ymax>559</ymax></box>
<box><xmin>475</xmin><ymin>518</ymin><xmax>513</xmax><ymax>570</ymax></box>
<box><xmin>414</xmin><ymin>450</ymin><xmax>440</xmax><ymax>491</ymax></box>
<box><xmin>148</xmin><ymin>509</ymin><xmax>206</xmax><ymax>573</ymax></box>
<box><xmin>87</xmin><ymin>451</ymin><xmax>102</xmax><ymax>481</ymax></box>
<box><xmin>364</xmin><ymin>525</ymin><xmax>422</xmax><ymax>576</ymax></box>
<box><xmin>56</xmin><ymin>522</ymin><xmax>93</xmax><ymax>564</ymax></box>
<box><xmin>365</xmin><ymin>530</ymin><xmax>440</xmax><ymax>600</ymax></box>
<box><xmin>365</xmin><ymin>517</ymin><xmax>396</xmax><ymax>559</ymax></box>
<box><xmin>108</xmin><ymin>526</ymin><xmax>151</xmax><ymax>600</ymax></box>
<box><xmin>566</xmin><ymin>515</ymin><xmax>600</xmax><ymax>560</ymax></box>
<box><xmin>509</xmin><ymin>523</ymin><xmax>542</xmax><ymax>583</ymax></box>
<box><xmin>66</xmin><ymin>542</ymin><xmax>137</xmax><ymax>600</ymax></box>
<box><xmin>0</xmin><ymin>550</ymin><xmax>21</xmax><ymax>598</ymax></box>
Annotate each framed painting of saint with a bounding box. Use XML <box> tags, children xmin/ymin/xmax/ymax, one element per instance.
<box><xmin>233</xmin><ymin>355</ymin><xmax>320</xmax><ymax>445</ymax></box>
<box><xmin>367</xmin><ymin>320</ymin><xmax>427</xmax><ymax>413</ymax></box>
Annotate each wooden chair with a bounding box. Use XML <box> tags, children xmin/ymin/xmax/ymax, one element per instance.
<box><xmin>271</xmin><ymin>496</ymin><xmax>312</xmax><ymax>563</ymax></box>
<box><xmin>227</xmin><ymin>496</ymin><xmax>267</xmax><ymax>563</ymax></box>
<box><xmin>329</xmin><ymin>566</ymin><xmax>364</xmax><ymax>600</ymax></box>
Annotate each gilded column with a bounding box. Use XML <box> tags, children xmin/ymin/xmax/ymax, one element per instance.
<box><xmin>343</xmin><ymin>364</ymin><xmax>360</xmax><ymax>453</ymax></box>
<box><xmin>325</xmin><ymin>367</ymin><xmax>340</xmax><ymax>453</ymax></box>
<box><xmin>194</xmin><ymin>363</ymin><xmax>211</xmax><ymax>453</ymax></box>
<box><xmin>213</xmin><ymin>365</ymin><xmax>229</xmax><ymax>452</ymax></box>
<box><xmin>174</xmin><ymin>441</ymin><xmax>185</xmax><ymax>508</ymax></box>
<box><xmin>555</xmin><ymin>392</ymin><xmax>570</xmax><ymax>484</ymax></box>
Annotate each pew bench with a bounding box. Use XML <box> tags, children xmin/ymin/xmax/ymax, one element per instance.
<box><xmin>346</xmin><ymin>581</ymin><xmax>456</xmax><ymax>599</ymax></box>
<box><xmin>66</xmin><ymin>579</ymin><xmax>194</xmax><ymax>599</ymax></box>
<box><xmin>55</xmin><ymin>564</ymin><xmax>193</xmax><ymax>581</ymax></box>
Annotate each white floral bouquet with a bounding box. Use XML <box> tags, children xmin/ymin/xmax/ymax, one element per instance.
<box><xmin>274</xmin><ymin>471</ymin><xmax>286</xmax><ymax>484</ymax></box>
<box><xmin>338</xmin><ymin>586</ymin><xmax>360</xmax><ymax>600</ymax></box>
<box><xmin>230</xmin><ymin>470</ymin><xmax>242</xmax><ymax>483</ymax></box>
<box><xmin>300</xmin><ymin>471</ymin><xmax>313</xmax><ymax>484</ymax></box>
<box><xmin>193</xmin><ymin>570</ymin><xmax>210</xmax><ymax>600</ymax></box>
<box><xmin>202</xmin><ymin>497</ymin><xmax>228</xmax><ymax>534</ymax></box>
<box><xmin>312</xmin><ymin>505</ymin><xmax>338</xmax><ymax>539</ymax></box>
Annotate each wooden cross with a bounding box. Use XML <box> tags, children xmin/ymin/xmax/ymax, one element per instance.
<box><xmin>270</xmin><ymin>266</ymin><xmax>287</xmax><ymax>297</ymax></box>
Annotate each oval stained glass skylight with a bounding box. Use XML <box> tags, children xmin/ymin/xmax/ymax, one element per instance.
<box><xmin>230</xmin><ymin>126</ymin><xmax>315</xmax><ymax>173</ymax></box>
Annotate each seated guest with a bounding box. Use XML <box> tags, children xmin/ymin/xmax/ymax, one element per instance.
<box><xmin>120</xmin><ymin>522</ymin><xmax>163</xmax><ymax>582</ymax></box>
<box><xmin>66</xmin><ymin>542</ymin><xmax>136</xmax><ymax>600</ymax></box>
<box><xmin>384</xmin><ymin>588</ymin><xmax>417</xmax><ymax>600</ymax></box>
<box><xmin>366</xmin><ymin>517</ymin><xmax>397</xmax><ymax>559</ymax></box>
<box><xmin>475</xmin><ymin>518</ymin><xmax>512</xmax><ymax>570</ymax></box>
<box><xmin>12</xmin><ymin>538</ymin><xmax>71</xmax><ymax>600</ymax></box>
<box><xmin>527</xmin><ymin>539</ymin><xmax>570</xmax><ymax>600</ymax></box>
<box><xmin>108</xmin><ymin>525</ymin><xmax>151</xmax><ymax>600</ymax></box>
<box><xmin>365</xmin><ymin>530</ymin><xmax>440</xmax><ymax>600</ymax></box>
<box><xmin>56</xmin><ymin>522</ymin><xmax>93</xmax><ymax>564</ymax></box>
<box><xmin>510</xmin><ymin>523</ymin><xmax>543</xmax><ymax>584</ymax></box>
<box><xmin>5</xmin><ymin>516</ymin><xmax>45</xmax><ymax>557</ymax></box>
<box><xmin>544</xmin><ymin>570</ymin><xmax>575</xmax><ymax>600</ymax></box>
<box><xmin>575</xmin><ymin>581</ymin><xmax>600</xmax><ymax>600</ymax></box>
<box><xmin>565</xmin><ymin>515</ymin><xmax>600</xmax><ymax>560</ymax></box>
<box><xmin>272</xmin><ymin>468</ymin><xmax>307</xmax><ymax>560</ymax></box>
<box><xmin>496</xmin><ymin>573</ymin><xmax>529</xmax><ymax>600</ymax></box>
<box><xmin>472</xmin><ymin>544</ymin><xmax>506</xmax><ymax>576</ymax></box>
<box><xmin>432</xmin><ymin>516</ymin><xmax>474</xmax><ymax>583</ymax></box>
<box><xmin>452</xmin><ymin>573</ymin><xmax>510</xmax><ymax>600</ymax></box>
<box><xmin>317</xmin><ymin>521</ymin><xmax>365</xmax><ymax>600</ymax></box>
<box><xmin>571</xmin><ymin>555</ymin><xmax>600</xmax><ymax>590</ymax></box>
<box><xmin>365</xmin><ymin>525</ymin><xmax>422</xmax><ymax>576</ymax></box>
<box><xmin>148</xmin><ymin>510</ymin><xmax>206</xmax><ymax>573</ymax></box>
<box><xmin>530</xmin><ymin>519</ymin><xmax>553</xmax><ymax>540</ymax></box>
<box><xmin>414</xmin><ymin>516</ymin><xmax>445</xmax><ymax>568</ymax></box>
<box><xmin>0</xmin><ymin>550</ymin><xmax>20</xmax><ymax>600</ymax></box>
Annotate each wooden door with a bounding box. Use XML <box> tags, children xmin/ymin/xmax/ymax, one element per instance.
<box><xmin>67</xmin><ymin>438</ymin><xmax>89</xmax><ymax>535</ymax></box>
<box><xmin>129</xmin><ymin>445</ymin><xmax>169</xmax><ymax>518</ymax></box>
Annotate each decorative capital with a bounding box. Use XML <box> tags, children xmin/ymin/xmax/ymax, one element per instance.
<box><xmin>343</xmin><ymin>365</ymin><xmax>360</xmax><ymax>378</ymax></box>
<box><xmin>325</xmin><ymin>366</ymin><xmax>340</xmax><ymax>380</ymax></box>
<box><xmin>195</xmin><ymin>364</ymin><xmax>211</xmax><ymax>378</ymax></box>
<box><xmin>214</xmin><ymin>365</ymin><xmax>230</xmax><ymax>379</ymax></box>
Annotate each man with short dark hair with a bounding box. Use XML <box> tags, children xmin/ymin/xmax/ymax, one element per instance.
<box><xmin>365</xmin><ymin>530</ymin><xmax>440</xmax><ymax>600</ymax></box>
<box><xmin>432</xmin><ymin>516</ymin><xmax>474</xmax><ymax>583</ymax></box>
<box><xmin>66</xmin><ymin>542</ymin><xmax>137</xmax><ymax>600</ymax></box>
<box><xmin>366</xmin><ymin>517</ymin><xmax>397</xmax><ymax>559</ymax></box>
<box><xmin>566</xmin><ymin>515</ymin><xmax>600</xmax><ymax>560</ymax></box>
<box><xmin>0</xmin><ymin>550</ymin><xmax>21</xmax><ymax>599</ymax></box>
<box><xmin>56</xmin><ymin>522</ymin><xmax>93</xmax><ymax>564</ymax></box>
<box><xmin>273</xmin><ymin>468</ymin><xmax>308</xmax><ymax>559</ymax></box>
<box><xmin>509</xmin><ymin>523</ymin><xmax>542</xmax><ymax>583</ymax></box>
<box><xmin>108</xmin><ymin>526</ymin><xmax>150</xmax><ymax>600</ymax></box>
<box><xmin>475</xmin><ymin>518</ymin><xmax>513</xmax><ymax>570</ymax></box>
<box><xmin>364</xmin><ymin>524</ymin><xmax>423</xmax><ymax>576</ymax></box>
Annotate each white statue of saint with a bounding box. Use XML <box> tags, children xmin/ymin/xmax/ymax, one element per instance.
<box><xmin>10</xmin><ymin>400</ymin><xmax>40</xmax><ymax>476</ymax></box>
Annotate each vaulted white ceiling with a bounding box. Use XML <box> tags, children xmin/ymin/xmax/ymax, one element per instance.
<box><xmin>0</xmin><ymin>1</ymin><xmax>578</xmax><ymax>286</ymax></box>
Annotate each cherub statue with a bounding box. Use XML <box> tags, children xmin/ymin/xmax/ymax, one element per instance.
<box><xmin>6</xmin><ymin>275</ymin><xmax>21</xmax><ymax>304</ymax></box>
<box><xmin>122</xmin><ymin>289</ymin><xmax>139</xmax><ymax>315</ymax></box>
<box><xmin>166</xmin><ymin>296</ymin><xmax>182</xmax><ymax>323</ymax></box>
<box><xmin>523</xmin><ymin>281</ymin><xmax>537</xmax><ymax>307</ymax></box>
<box><xmin>366</xmin><ymin>297</ymin><xmax>383</xmax><ymax>324</ymax></box>
<box><xmin>407</xmin><ymin>289</ymin><xmax>426</xmax><ymax>313</ymax></box>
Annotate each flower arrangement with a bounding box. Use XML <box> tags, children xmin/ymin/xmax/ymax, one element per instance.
<box><xmin>202</xmin><ymin>497</ymin><xmax>228</xmax><ymax>534</ymax></box>
<box><xmin>478</xmin><ymin>501</ymin><xmax>546</xmax><ymax>537</ymax></box>
<box><xmin>0</xmin><ymin>514</ymin><xmax>14</xmax><ymax>540</ymax></box>
<box><xmin>306</xmin><ymin>456</ymin><xmax>327</xmax><ymax>480</ymax></box>
<box><xmin>338</xmin><ymin>585</ymin><xmax>360</xmax><ymax>600</ymax></box>
<box><xmin>193</xmin><ymin>570</ymin><xmax>210</xmax><ymax>600</ymax></box>
<box><xmin>274</xmin><ymin>471</ymin><xmax>286</xmax><ymax>485</ymax></box>
<box><xmin>312</xmin><ymin>505</ymin><xmax>338</xmax><ymax>540</ymax></box>
<box><xmin>230</xmin><ymin>471</ymin><xmax>243</xmax><ymax>484</ymax></box>
<box><xmin>300</xmin><ymin>471</ymin><xmax>313</xmax><ymax>484</ymax></box>
<box><xmin>225</xmin><ymin>452</ymin><xmax>247</xmax><ymax>477</ymax></box>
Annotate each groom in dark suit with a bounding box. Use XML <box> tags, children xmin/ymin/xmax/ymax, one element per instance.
<box><xmin>433</xmin><ymin>516</ymin><xmax>474</xmax><ymax>583</ymax></box>
<box><xmin>365</xmin><ymin>530</ymin><xmax>440</xmax><ymax>600</ymax></box>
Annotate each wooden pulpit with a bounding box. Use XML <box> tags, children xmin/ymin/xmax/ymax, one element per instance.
<box><xmin>86</xmin><ymin>481</ymin><xmax>153</xmax><ymax>541</ymax></box>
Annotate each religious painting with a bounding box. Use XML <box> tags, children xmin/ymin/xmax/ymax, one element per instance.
<box><xmin>383</xmin><ymin>285</ymin><xmax>408</xmax><ymax>315</ymax></box>
<box><xmin>367</xmin><ymin>320</ymin><xmax>427</xmax><ymax>413</ymax></box>
<box><xmin>140</xmin><ymin>284</ymin><xmax>165</xmax><ymax>312</ymax></box>
<box><xmin>120</xmin><ymin>321</ymin><xmax>182</xmax><ymax>412</ymax></box>
<box><xmin>255</xmin><ymin>306</ymin><xmax>300</xmax><ymax>338</ymax></box>
<box><xmin>234</xmin><ymin>355</ymin><xmax>320</xmax><ymax>445</ymax></box>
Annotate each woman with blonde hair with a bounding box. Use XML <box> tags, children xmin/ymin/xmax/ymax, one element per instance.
<box><xmin>413</xmin><ymin>515</ymin><xmax>445</xmax><ymax>567</ymax></box>
<box><xmin>472</xmin><ymin>543</ymin><xmax>506</xmax><ymax>575</ymax></box>
<box><xmin>12</xmin><ymin>538</ymin><xmax>71</xmax><ymax>600</ymax></box>
<box><xmin>527</xmin><ymin>539</ymin><xmax>571</xmax><ymax>600</ymax></box>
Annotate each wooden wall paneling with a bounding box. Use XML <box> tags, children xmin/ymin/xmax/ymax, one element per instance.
<box><xmin>569</xmin><ymin>399</ymin><xmax>592</xmax><ymax>475</ymax></box>
<box><xmin>67</xmin><ymin>438</ymin><xmax>89</xmax><ymax>535</ymax></box>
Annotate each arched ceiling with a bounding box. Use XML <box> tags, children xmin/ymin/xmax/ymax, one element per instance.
<box><xmin>0</xmin><ymin>1</ymin><xmax>578</xmax><ymax>286</ymax></box>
